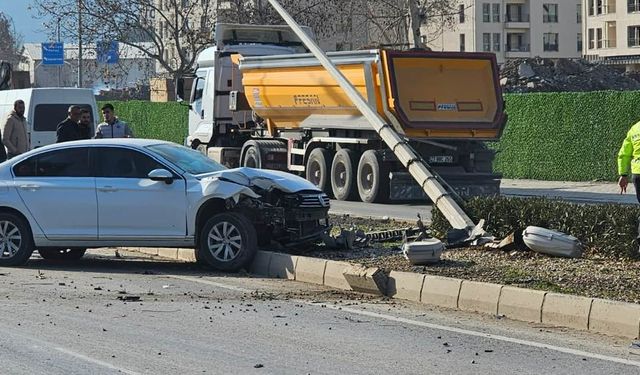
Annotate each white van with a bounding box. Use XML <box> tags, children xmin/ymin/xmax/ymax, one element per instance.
<box><xmin>0</xmin><ymin>88</ymin><xmax>98</xmax><ymax>149</ymax></box>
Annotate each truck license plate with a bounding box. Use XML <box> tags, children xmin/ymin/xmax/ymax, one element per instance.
<box><xmin>428</xmin><ymin>155</ymin><xmax>454</xmax><ymax>164</ymax></box>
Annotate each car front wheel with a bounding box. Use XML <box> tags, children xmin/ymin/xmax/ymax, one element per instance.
<box><xmin>0</xmin><ymin>213</ymin><xmax>34</xmax><ymax>266</ymax></box>
<box><xmin>38</xmin><ymin>248</ymin><xmax>86</xmax><ymax>261</ymax></box>
<box><xmin>196</xmin><ymin>212</ymin><xmax>257</xmax><ymax>272</ymax></box>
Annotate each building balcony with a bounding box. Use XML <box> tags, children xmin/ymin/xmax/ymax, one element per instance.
<box><xmin>504</xmin><ymin>13</ymin><xmax>530</xmax><ymax>28</ymax></box>
<box><xmin>505</xmin><ymin>44</ymin><xmax>530</xmax><ymax>58</ymax></box>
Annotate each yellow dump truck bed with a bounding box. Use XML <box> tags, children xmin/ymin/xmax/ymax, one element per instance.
<box><xmin>238</xmin><ymin>49</ymin><xmax>506</xmax><ymax>140</ymax></box>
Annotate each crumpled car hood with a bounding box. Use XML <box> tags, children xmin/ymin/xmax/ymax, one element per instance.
<box><xmin>201</xmin><ymin>167</ymin><xmax>321</xmax><ymax>194</ymax></box>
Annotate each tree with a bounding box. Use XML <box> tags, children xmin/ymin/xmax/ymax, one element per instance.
<box><xmin>0</xmin><ymin>12</ymin><xmax>25</xmax><ymax>66</ymax></box>
<box><xmin>33</xmin><ymin>0</ymin><xmax>362</xmax><ymax>82</ymax></box>
<box><xmin>356</xmin><ymin>0</ymin><xmax>460</xmax><ymax>49</ymax></box>
<box><xmin>33</xmin><ymin>0</ymin><xmax>219</xmax><ymax>81</ymax></box>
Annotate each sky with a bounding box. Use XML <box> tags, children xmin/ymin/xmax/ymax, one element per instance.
<box><xmin>1</xmin><ymin>0</ymin><xmax>53</xmax><ymax>43</ymax></box>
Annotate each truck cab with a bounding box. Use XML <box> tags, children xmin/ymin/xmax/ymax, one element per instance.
<box><xmin>184</xmin><ymin>23</ymin><xmax>313</xmax><ymax>163</ymax></box>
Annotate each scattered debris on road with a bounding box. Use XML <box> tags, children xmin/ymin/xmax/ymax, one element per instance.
<box><xmin>117</xmin><ymin>295</ymin><xmax>141</xmax><ymax>302</ymax></box>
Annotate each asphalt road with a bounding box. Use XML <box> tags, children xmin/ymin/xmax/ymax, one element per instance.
<box><xmin>1</xmin><ymin>249</ymin><xmax>639</xmax><ymax>374</ymax></box>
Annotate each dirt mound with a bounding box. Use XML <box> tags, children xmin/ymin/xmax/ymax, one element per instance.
<box><xmin>500</xmin><ymin>58</ymin><xmax>640</xmax><ymax>93</ymax></box>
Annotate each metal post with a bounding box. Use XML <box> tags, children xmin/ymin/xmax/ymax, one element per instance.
<box><xmin>77</xmin><ymin>0</ymin><xmax>83</xmax><ymax>87</ymax></box>
<box><xmin>264</xmin><ymin>0</ymin><xmax>482</xmax><ymax>237</ymax></box>
<box><xmin>57</xmin><ymin>18</ymin><xmax>62</xmax><ymax>87</ymax></box>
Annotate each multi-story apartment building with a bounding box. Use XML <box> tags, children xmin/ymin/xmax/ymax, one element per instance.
<box><xmin>426</xmin><ymin>0</ymin><xmax>583</xmax><ymax>63</ymax></box>
<box><xmin>583</xmin><ymin>0</ymin><xmax>640</xmax><ymax>70</ymax></box>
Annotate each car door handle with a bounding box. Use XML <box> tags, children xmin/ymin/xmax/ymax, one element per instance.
<box><xmin>98</xmin><ymin>186</ymin><xmax>117</xmax><ymax>193</ymax></box>
<box><xmin>19</xmin><ymin>184</ymin><xmax>40</xmax><ymax>191</ymax></box>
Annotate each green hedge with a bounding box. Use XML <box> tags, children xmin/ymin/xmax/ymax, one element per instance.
<box><xmin>431</xmin><ymin>196</ymin><xmax>640</xmax><ymax>259</ymax></box>
<box><xmin>97</xmin><ymin>101</ymin><xmax>188</xmax><ymax>145</ymax></box>
<box><xmin>496</xmin><ymin>91</ymin><xmax>640</xmax><ymax>182</ymax></box>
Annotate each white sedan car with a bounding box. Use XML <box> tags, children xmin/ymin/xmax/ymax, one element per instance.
<box><xmin>0</xmin><ymin>139</ymin><xmax>330</xmax><ymax>271</ymax></box>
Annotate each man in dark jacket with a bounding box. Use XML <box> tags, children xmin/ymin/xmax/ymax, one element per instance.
<box><xmin>78</xmin><ymin>108</ymin><xmax>93</xmax><ymax>140</ymax></box>
<box><xmin>56</xmin><ymin>105</ymin><xmax>84</xmax><ymax>143</ymax></box>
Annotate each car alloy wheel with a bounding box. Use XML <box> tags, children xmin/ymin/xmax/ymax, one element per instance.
<box><xmin>208</xmin><ymin>221</ymin><xmax>243</xmax><ymax>262</ymax></box>
<box><xmin>0</xmin><ymin>220</ymin><xmax>22</xmax><ymax>259</ymax></box>
<box><xmin>0</xmin><ymin>213</ymin><xmax>34</xmax><ymax>266</ymax></box>
<box><xmin>197</xmin><ymin>212</ymin><xmax>257</xmax><ymax>272</ymax></box>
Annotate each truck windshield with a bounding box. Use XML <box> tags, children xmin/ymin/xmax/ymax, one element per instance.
<box><xmin>146</xmin><ymin>143</ymin><xmax>227</xmax><ymax>175</ymax></box>
<box><xmin>220</xmin><ymin>28</ymin><xmax>308</xmax><ymax>53</ymax></box>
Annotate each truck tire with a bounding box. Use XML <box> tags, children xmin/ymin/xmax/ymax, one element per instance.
<box><xmin>306</xmin><ymin>148</ymin><xmax>333</xmax><ymax>196</ymax></box>
<box><xmin>357</xmin><ymin>150</ymin><xmax>389</xmax><ymax>203</ymax></box>
<box><xmin>0</xmin><ymin>212</ymin><xmax>34</xmax><ymax>266</ymax></box>
<box><xmin>38</xmin><ymin>248</ymin><xmax>86</xmax><ymax>261</ymax></box>
<box><xmin>196</xmin><ymin>212</ymin><xmax>257</xmax><ymax>272</ymax></box>
<box><xmin>331</xmin><ymin>149</ymin><xmax>359</xmax><ymax>201</ymax></box>
<box><xmin>242</xmin><ymin>144</ymin><xmax>262</xmax><ymax>169</ymax></box>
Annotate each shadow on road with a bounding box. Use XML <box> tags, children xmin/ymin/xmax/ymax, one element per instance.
<box><xmin>13</xmin><ymin>252</ymin><xmax>261</xmax><ymax>280</ymax></box>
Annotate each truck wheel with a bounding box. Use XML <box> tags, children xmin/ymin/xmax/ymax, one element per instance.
<box><xmin>306</xmin><ymin>148</ymin><xmax>333</xmax><ymax>196</ymax></box>
<box><xmin>196</xmin><ymin>212</ymin><xmax>258</xmax><ymax>272</ymax></box>
<box><xmin>38</xmin><ymin>248</ymin><xmax>86</xmax><ymax>261</ymax></box>
<box><xmin>357</xmin><ymin>150</ymin><xmax>390</xmax><ymax>203</ymax></box>
<box><xmin>242</xmin><ymin>145</ymin><xmax>262</xmax><ymax>169</ymax></box>
<box><xmin>0</xmin><ymin>213</ymin><xmax>34</xmax><ymax>266</ymax></box>
<box><xmin>331</xmin><ymin>149</ymin><xmax>358</xmax><ymax>201</ymax></box>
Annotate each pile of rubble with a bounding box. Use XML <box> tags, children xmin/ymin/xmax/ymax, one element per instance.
<box><xmin>500</xmin><ymin>58</ymin><xmax>640</xmax><ymax>93</ymax></box>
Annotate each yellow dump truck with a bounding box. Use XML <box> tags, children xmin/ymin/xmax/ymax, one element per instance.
<box><xmin>183</xmin><ymin>23</ymin><xmax>507</xmax><ymax>203</ymax></box>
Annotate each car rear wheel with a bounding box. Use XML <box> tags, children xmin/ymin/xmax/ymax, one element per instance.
<box><xmin>0</xmin><ymin>213</ymin><xmax>34</xmax><ymax>266</ymax></box>
<box><xmin>196</xmin><ymin>212</ymin><xmax>257</xmax><ymax>272</ymax></box>
<box><xmin>38</xmin><ymin>248</ymin><xmax>86</xmax><ymax>261</ymax></box>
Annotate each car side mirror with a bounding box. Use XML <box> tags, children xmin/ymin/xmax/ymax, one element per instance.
<box><xmin>148</xmin><ymin>169</ymin><xmax>174</xmax><ymax>184</ymax></box>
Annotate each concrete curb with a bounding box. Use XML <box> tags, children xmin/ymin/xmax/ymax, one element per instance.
<box><xmin>458</xmin><ymin>281</ymin><xmax>503</xmax><ymax>316</ymax></box>
<box><xmin>542</xmin><ymin>293</ymin><xmax>593</xmax><ymax>331</ymax></box>
<box><xmin>498</xmin><ymin>286</ymin><xmax>546</xmax><ymax>323</ymax></box>
<box><xmin>126</xmin><ymin>247</ymin><xmax>640</xmax><ymax>339</ymax></box>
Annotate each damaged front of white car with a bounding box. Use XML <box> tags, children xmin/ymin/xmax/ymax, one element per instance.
<box><xmin>199</xmin><ymin>167</ymin><xmax>331</xmax><ymax>248</ymax></box>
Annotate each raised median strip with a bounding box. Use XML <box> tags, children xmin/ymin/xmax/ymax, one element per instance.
<box><xmin>498</xmin><ymin>286</ymin><xmax>546</xmax><ymax>323</ymax></box>
<box><xmin>542</xmin><ymin>293</ymin><xmax>593</xmax><ymax>331</ymax></box>
<box><xmin>294</xmin><ymin>256</ymin><xmax>327</xmax><ymax>285</ymax></box>
<box><xmin>458</xmin><ymin>280</ymin><xmax>503</xmax><ymax>316</ymax></box>
<box><xmin>323</xmin><ymin>260</ymin><xmax>353</xmax><ymax>290</ymax></box>
<box><xmin>268</xmin><ymin>253</ymin><xmax>298</xmax><ymax>280</ymax></box>
<box><xmin>420</xmin><ymin>275</ymin><xmax>463</xmax><ymax>309</ymax></box>
<box><xmin>588</xmin><ymin>298</ymin><xmax>640</xmax><ymax>339</ymax></box>
<box><xmin>387</xmin><ymin>271</ymin><xmax>425</xmax><ymax>302</ymax></box>
<box><xmin>127</xmin><ymin>247</ymin><xmax>640</xmax><ymax>339</ymax></box>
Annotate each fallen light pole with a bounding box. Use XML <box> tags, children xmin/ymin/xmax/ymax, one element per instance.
<box><xmin>266</xmin><ymin>0</ymin><xmax>489</xmax><ymax>243</ymax></box>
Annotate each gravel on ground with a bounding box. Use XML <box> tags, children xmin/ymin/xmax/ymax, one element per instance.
<box><xmin>302</xmin><ymin>214</ymin><xmax>640</xmax><ymax>304</ymax></box>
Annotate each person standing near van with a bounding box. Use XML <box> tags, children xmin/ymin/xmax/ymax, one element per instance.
<box><xmin>1</xmin><ymin>100</ymin><xmax>29</xmax><ymax>159</ymax></box>
<box><xmin>94</xmin><ymin>103</ymin><xmax>133</xmax><ymax>138</ymax></box>
<box><xmin>56</xmin><ymin>105</ymin><xmax>84</xmax><ymax>143</ymax></box>
<box><xmin>78</xmin><ymin>108</ymin><xmax>92</xmax><ymax>140</ymax></box>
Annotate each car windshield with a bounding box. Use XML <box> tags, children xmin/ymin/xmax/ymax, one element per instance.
<box><xmin>146</xmin><ymin>143</ymin><xmax>226</xmax><ymax>175</ymax></box>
